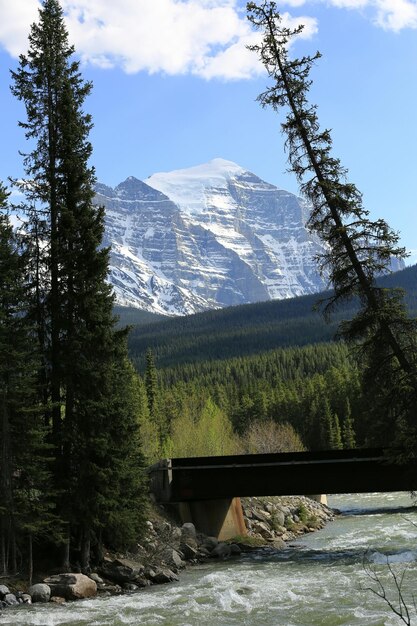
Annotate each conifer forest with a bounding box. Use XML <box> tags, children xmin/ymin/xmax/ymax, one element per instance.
<box><xmin>1</xmin><ymin>0</ymin><xmax>417</xmax><ymax>585</ymax></box>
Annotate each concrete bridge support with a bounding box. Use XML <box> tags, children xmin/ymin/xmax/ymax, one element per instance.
<box><xmin>177</xmin><ymin>497</ymin><xmax>247</xmax><ymax>541</ymax></box>
<box><xmin>308</xmin><ymin>494</ymin><xmax>328</xmax><ymax>506</ymax></box>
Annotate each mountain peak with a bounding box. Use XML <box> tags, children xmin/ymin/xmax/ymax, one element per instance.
<box><xmin>96</xmin><ymin>160</ymin><xmax>330</xmax><ymax>315</ymax></box>
<box><xmin>145</xmin><ymin>158</ymin><xmax>248</xmax><ymax>214</ymax></box>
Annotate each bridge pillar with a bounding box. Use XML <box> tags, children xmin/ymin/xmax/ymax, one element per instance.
<box><xmin>178</xmin><ymin>497</ymin><xmax>247</xmax><ymax>541</ymax></box>
<box><xmin>308</xmin><ymin>494</ymin><xmax>328</xmax><ymax>506</ymax></box>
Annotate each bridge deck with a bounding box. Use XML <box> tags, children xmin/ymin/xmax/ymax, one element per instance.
<box><xmin>149</xmin><ymin>448</ymin><xmax>417</xmax><ymax>502</ymax></box>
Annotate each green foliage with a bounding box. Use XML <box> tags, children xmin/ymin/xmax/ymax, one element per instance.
<box><xmin>168</xmin><ymin>397</ymin><xmax>241</xmax><ymax>458</ymax></box>
<box><xmin>0</xmin><ymin>183</ymin><xmax>58</xmax><ymax>577</ymax></box>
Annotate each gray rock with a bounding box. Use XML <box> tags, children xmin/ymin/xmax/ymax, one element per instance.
<box><xmin>0</xmin><ymin>585</ymin><xmax>10</xmax><ymax>599</ymax></box>
<box><xmin>21</xmin><ymin>594</ymin><xmax>32</xmax><ymax>604</ymax></box>
<box><xmin>4</xmin><ymin>594</ymin><xmax>18</xmax><ymax>606</ymax></box>
<box><xmin>181</xmin><ymin>522</ymin><xmax>197</xmax><ymax>547</ymax></box>
<box><xmin>100</xmin><ymin>558</ymin><xmax>144</xmax><ymax>584</ymax></box>
<box><xmin>252</xmin><ymin>520</ymin><xmax>275</xmax><ymax>540</ymax></box>
<box><xmin>89</xmin><ymin>573</ymin><xmax>104</xmax><ymax>584</ymax></box>
<box><xmin>210</xmin><ymin>543</ymin><xmax>232</xmax><ymax>559</ymax></box>
<box><xmin>28</xmin><ymin>583</ymin><xmax>51</xmax><ymax>603</ymax></box>
<box><xmin>202</xmin><ymin>536</ymin><xmax>218</xmax><ymax>551</ymax></box>
<box><xmin>180</xmin><ymin>542</ymin><xmax>198</xmax><ymax>561</ymax></box>
<box><xmin>230</xmin><ymin>544</ymin><xmax>241</xmax><ymax>555</ymax></box>
<box><xmin>50</xmin><ymin>596</ymin><xmax>66</xmax><ymax>605</ymax></box>
<box><xmin>271</xmin><ymin>509</ymin><xmax>285</xmax><ymax>528</ymax></box>
<box><xmin>162</xmin><ymin>548</ymin><xmax>185</xmax><ymax>569</ymax></box>
<box><xmin>151</xmin><ymin>568</ymin><xmax>179</xmax><ymax>584</ymax></box>
<box><xmin>44</xmin><ymin>573</ymin><xmax>97</xmax><ymax>600</ymax></box>
<box><xmin>123</xmin><ymin>583</ymin><xmax>139</xmax><ymax>592</ymax></box>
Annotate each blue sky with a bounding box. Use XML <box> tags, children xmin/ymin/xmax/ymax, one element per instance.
<box><xmin>0</xmin><ymin>0</ymin><xmax>416</xmax><ymax>262</ymax></box>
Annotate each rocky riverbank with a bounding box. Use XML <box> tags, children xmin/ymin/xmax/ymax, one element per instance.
<box><xmin>0</xmin><ymin>495</ymin><xmax>335</xmax><ymax>611</ymax></box>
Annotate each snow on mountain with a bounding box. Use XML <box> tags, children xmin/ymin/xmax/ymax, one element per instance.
<box><xmin>97</xmin><ymin>159</ymin><xmax>330</xmax><ymax>315</ymax></box>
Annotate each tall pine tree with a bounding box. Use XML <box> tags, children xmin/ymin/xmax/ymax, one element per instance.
<box><xmin>11</xmin><ymin>0</ymin><xmax>147</xmax><ymax>569</ymax></box>
<box><xmin>247</xmin><ymin>1</ymin><xmax>417</xmax><ymax>447</ymax></box>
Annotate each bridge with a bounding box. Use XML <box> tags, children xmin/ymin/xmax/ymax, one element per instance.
<box><xmin>148</xmin><ymin>448</ymin><xmax>417</xmax><ymax>540</ymax></box>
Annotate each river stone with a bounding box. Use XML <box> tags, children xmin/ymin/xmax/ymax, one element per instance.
<box><xmin>181</xmin><ymin>523</ymin><xmax>197</xmax><ymax>548</ymax></box>
<box><xmin>180</xmin><ymin>542</ymin><xmax>198</xmax><ymax>561</ymax></box>
<box><xmin>252</xmin><ymin>520</ymin><xmax>275</xmax><ymax>540</ymax></box>
<box><xmin>210</xmin><ymin>542</ymin><xmax>232</xmax><ymax>559</ymax></box>
<box><xmin>44</xmin><ymin>573</ymin><xmax>97</xmax><ymax>600</ymax></box>
<box><xmin>100</xmin><ymin>558</ymin><xmax>144</xmax><ymax>583</ymax></box>
<box><xmin>202</xmin><ymin>536</ymin><xmax>218</xmax><ymax>551</ymax></box>
<box><xmin>0</xmin><ymin>585</ymin><xmax>10</xmax><ymax>599</ymax></box>
<box><xmin>252</xmin><ymin>508</ymin><xmax>271</xmax><ymax>523</ymax></box>
<box><xmin>21</xmin><ymin>594</ymin><xmax>32</xmax><ymax>604</ymax></box>
<box><xmin>271</xmin><ymin>509</ymin><xmax>285</xmax><ymax>528</ymax></box>
<box><xmin>162</xmin><ymin>548</ymin><xmax>185</xmax><ymax>569</ymax></box>
<box><xmin>152</xmin><ymin>568</ymin><xmax>179</xmax><ymax>584</ymax></box>
<box><xmin>89</xmin><ymin>573</ymin><xmax>104</xmax><ymax>584</ymax></box>
<box><xmin>50</xmin><ymin>596</ymin><xmax>66</xmax><ymax>604</ymax></box>
<box><xmin>29</xmin><ymin>583</ymin><xmax>51</xmax><ymax>603</ymax></box>
<box><xmin>4</xmin><ymin>593</ymin><xmax>18</xmax><ymax>606</ymax></box>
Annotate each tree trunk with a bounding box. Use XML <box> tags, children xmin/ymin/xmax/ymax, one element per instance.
<box><xmin>0</xmin><ymin>517</ymin><xmax>6</xmax><ymax>575</ymax></box>
<box><xmin>28</xmin><ymin>534</ymin><xmax>33</xmax><ymax>587</ymax></box>
<box><xmin>80</xmin><ymin>527</ymin><xmax>91</xmax><ymax>573</ymax></box>
<box><xmin>61</xmin><ymin>527</ymin><xmax>71</xmax><ymax>571</ymax></box>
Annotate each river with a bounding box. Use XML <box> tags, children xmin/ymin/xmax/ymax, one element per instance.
<box><xmin>2</xmin><ymin>492</ymin><xmax>417</xmax><ymax>626</ymax></box>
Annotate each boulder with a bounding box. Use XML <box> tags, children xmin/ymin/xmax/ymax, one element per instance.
<box><xmin>44</xmin><ymin>573</ymin><xmax>97</xmax><ymax>601</ymax></box>
<box><xmin>4</xmin><ymin>593</ymin><xmax>18</xmax><ymax>606</ymax></box>
<box><xmin>180</xmin><ymin>542</ymin><xmax>198</xmax><ymax>561</ymax></box>
<box><xmin>99</xmin><ymin>558</ymin><xmax>144</xmax><ymax>584</ymax></box>
<box><xmin>210</xmin><ymin>542</ymin><xmax>241</xmax><ymax>558</ymax></box>
<box><xmin>202</xmin><ymin>536</ymin><xmax>219</xmax><ymax>551</ymax></box>
<box><xmin>89</xmin><ymin>573</ymin><xmax>104</xmax><ymax>585</ymax></box>
<box><xmin>21</xmin><ymin>594</ymin><xmax>32</xmax><ymax>604</ymax></box>
<box><xmin>50</xmin><ymin>596</ymin><xmax>66</xmax><ymax>605</ymax></box>
<box><xmin>28</xmin><ymin>583</ymin><xmax>51</xmax><ymax>603</ymax></box>
<box><xmin>0</xmin><ymin>585</ymin><xmax>10</xmax><ymax>599</ymax></box>
<box><xmin>181</xmin><ymin>523</ymin><xmax>197</xmax><ymax>548</ymax></box>
<box><xmin>252</xmin><ymin>520</ymin><xmax>275</xmax><ymax>540</ymax></box>
<box><xmin>162</xmin><ymin>548</ymin><xmax>185</xmax><ymax>569</ymax></box>
<box><xmin>271</xmin><ymin>509</ymin><xmax>286</xmax><ymax>528</ymax></box>
<box><xmin>151</xmin><ymin>568</ymin><xmax>179</xmax><ymax>584</ymax></box>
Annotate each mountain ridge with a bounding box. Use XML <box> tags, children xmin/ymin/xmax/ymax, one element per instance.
<box><xmin>97</xmin><ymin>158</ymin><xmax>330</xmax><ymax>315</ymax></box>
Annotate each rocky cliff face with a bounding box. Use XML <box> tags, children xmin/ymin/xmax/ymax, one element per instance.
<box><xmin>96</xmin><ymin>158</ymin><xmax>401</xmax><ymax>316</ymax></box>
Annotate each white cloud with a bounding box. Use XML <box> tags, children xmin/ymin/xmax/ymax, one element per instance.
<box><xmin>0</xmin><ymin>0</ymin><xmax>317</xmax><ymax>80</ymax></box>
<box><xmin>281</xmin><ymin>0</ymin><xmax>417</xmax><ymax>30</ymax></box>
<box><xmin>373</xmin><ymin>0</ymin><xmax>417</xmax><ymax>31</ymax></box>
<box><xmin>0</xmin><ymin>0</ymin><xmax>40</xmax><ymax>56</ymax></box>
<box><xmin>0</xmin><ymin>0</ymin><xmax>415</xmax><ymax>82</ymax></box>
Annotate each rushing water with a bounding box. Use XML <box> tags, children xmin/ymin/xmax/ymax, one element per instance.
<box><xmin>3</xmin><ymin>492</ymin><xmax>417</xmax><ymax>626</ymax></box>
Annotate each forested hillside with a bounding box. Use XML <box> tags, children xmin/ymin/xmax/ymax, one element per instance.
<box><xmin>132</xmin><ymin>264</ymin><xmax>416</xmax><ymax>462</ymax></box>
<box><xmin>127</xmin><ymin>264</ymin><xmax>417</xmax><ymax>371</ymax></box>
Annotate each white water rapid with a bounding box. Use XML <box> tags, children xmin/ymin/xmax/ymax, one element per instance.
<box><xmin>2</xmin><ymin>492</ymin><xmax>417</xmax><ymax>626</ymax></box>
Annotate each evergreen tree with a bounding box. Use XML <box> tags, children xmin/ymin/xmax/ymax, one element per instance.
<box><xmin>342</xmin><ymin>398</ymin><xmax>356</xmax><ymax>449</ymax></box>
<box><xmin>145</xmin><ymin>348</ymin><xmax>158</xmax><ymax>417</ymax></box>
<box><xmin>247</xmin><ymin>1</ymin><xmax>417</xmax><ymax>446</ymax></box>
<box><xmin>0</xmin><ymin>183</ymin><xmax>56</xmax><ymax>580</ymax></box>
<box><xmin>11</xmin><ymin>0</ymin><xmax>147</xmax><ymax>569</ymax></box>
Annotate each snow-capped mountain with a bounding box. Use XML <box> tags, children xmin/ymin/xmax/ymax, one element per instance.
<box><xmin>95</xmin><ymin>158</ymin><xmax>339</xmax><ymax>315</ymax></box>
